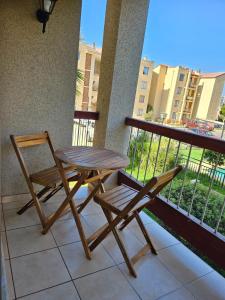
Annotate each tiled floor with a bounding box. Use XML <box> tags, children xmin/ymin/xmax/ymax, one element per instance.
<box><xmin>1</xmin><ymin>187</ymin><xmax>225</xmax><ymax>300</ymax></box>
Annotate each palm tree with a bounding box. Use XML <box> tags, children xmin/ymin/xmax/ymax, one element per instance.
<box><xmin>76</xmin><ymin>68</ymin><xmax>84</xmax><ymax>95</ymax></box>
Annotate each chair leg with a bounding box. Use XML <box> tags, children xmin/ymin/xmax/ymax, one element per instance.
<box><xmin>17</xmin><ymin>186</ymin><xmax>51</xmax><ymax>215</ymax></box>
<box><xmin>134</xmin><ymin>211</ymin><xmax>157</xmax><ymax>255</ymax></box>
<box><xmin>102</xmin><ymin>208</ymin><xmax>137</xmax><ymax>278</ymax></box>
<box><xmin>41</xmin><ymin>184</ymin><xmax>63</xmax><ymax>203</ymax></box>
<box><xmin>118</xmin><ymin>214</ymin><xmax>135</xmax><ymax>231</ymax></box>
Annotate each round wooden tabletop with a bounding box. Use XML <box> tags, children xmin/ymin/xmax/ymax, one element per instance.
<box><xmin>54</xmin><ymin>146</ymin><xmax>129</xmax><ymax>171</ymax></box>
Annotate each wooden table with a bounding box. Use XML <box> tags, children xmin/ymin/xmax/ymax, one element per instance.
<box><xmin>42</xmin><ymin>146</ymin><xmax>129</xmax><ymax>259</ymax></box>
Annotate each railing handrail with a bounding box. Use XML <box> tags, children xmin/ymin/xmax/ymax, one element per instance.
<box><xmin>125</xmin><ymin>117</ymin><xmax>225</xmax><ymax>154</ymax></box>
<box><xmin>74</xmin><ymin>110</ymin><xmax>99</xmax><ymax>120</ymax></box>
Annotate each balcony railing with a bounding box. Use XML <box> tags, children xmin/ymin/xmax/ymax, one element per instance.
<box><xmin>73</xmin><ymin>110</ymin><xmax>99</xmax><ymax>146</ymax></box>
<box><xmin>73</xmin><ymin>111</ymin><xmax>225</xmax><ymax>270</ymax></box>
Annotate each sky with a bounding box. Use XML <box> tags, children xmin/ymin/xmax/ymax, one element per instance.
<box><xmin>80</xmin><ymin>0</ymin><xmax>225</xmax><ymax>93</ymax></box>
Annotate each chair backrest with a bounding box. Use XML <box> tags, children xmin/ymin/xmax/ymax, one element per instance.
<box><xmin>10</xmin><ymin>131</ymin><xmax>56</xmax><ymax>187</ymax></box>
<box><xmin>122</xmin><ymin>165</ymin><xmax>183</xmax><ymax>215</ymax></box>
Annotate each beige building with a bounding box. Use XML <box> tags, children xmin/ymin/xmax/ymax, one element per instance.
<box><xmin>76</xmin><ymin>43</ymin><xmax>101</xmax><ymax>111</ymax></box>
<box><xmin>192</xmin><ymin>72</ymin><xmax>225</xmax><ymax>120</ymax></box>
<box><xmin>132</xmin><ymin>58</ymin><xmax>154</xmax><ymax>119</ymax></box>
<box><xmin>148</xmin><ymin>66</ymin><xmax>225</xmax><ymax>123</ymax></box>
<box><xmin>76</xmin><ymin>43</ymin><xmax>153</xmax><ymax>117</ymax></box>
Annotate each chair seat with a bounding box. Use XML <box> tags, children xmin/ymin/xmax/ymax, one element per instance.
<box><xmin>95</xmin><ymin>184</ymin><xmax>149</xmax><ymax>215</ymax></box>
<box><xmin>30</xmin><ymin>166</ymin><xmax>79</xmax><ymax>188</ymax></box>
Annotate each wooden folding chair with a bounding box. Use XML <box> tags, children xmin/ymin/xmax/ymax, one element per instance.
<box><xmin>10</xmin><ymin>132</ymin><xmax>79</xmax><ymax>228</ymax></box>
<box><xmin>91</xmin><ymin>165</ymin><xmax>183</xmax><ymax>277</ymax></box>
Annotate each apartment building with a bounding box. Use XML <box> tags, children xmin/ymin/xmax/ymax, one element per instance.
<box><xmin>148</xmin><ymin>65</ymin><xmax>225</xmax><ymax>122</ymax></box>
<box><xmin>76</xmin><ymin>43</ymin><xmax>101</xmax><ymax>111</ymax></box>
<box><xmin>76</xmin><ymin>43</ymin><xmax>154</xmax><ymax>116</ymax></box>
<box><xmin>132</xmin><ymin>58</ymin><xmax>154</xmax><ymax>119</ymax></box>
<box><xmin>192</xmin><ymin>72</ymin><xmax>225</xmax><ymax>120</ymax></box>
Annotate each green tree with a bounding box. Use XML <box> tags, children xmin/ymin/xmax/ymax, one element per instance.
<box><xmin>144</xmin><ymin>104</ymin><xmax>153</xmax><ymax>121</ymax></box>
<box><xmin>219</xmin><ymin>104</ymin><xmax>225</xmax><ymax>121</ymax></box>
<box><xmin>204</xmin><ymin>150</ymin><xmax>225</xmax><ymax>167</ymax></box>
<box><xmin>76</xmin><ymin>69</ymin><xmax>84</xmax><ymax>95</ymax></box>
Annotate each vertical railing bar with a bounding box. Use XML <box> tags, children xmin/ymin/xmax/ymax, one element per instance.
<box><xmin>162</xmin><ymin>138</ymin><xmax>171</xmax><ymax>173</ymax></box>
<box><xmin>137</xmin><ymin>131</ymin><xmax>146</xmax><ymax>180</ymax></box>
<box><xmin>76</xmin><ymin>119</ymin><xmax>81</xmax><ymax>146</ymax></box>
<box><xmin>188</xmin><ymin>148</ymin><xmax>206</xmax><ymax>216</ymax></box>
<box><xmin>143</xmin><ymin>132</ymin><xmax>154</xmax><ymax>183</ymax></box>
<box><xmin>130</xmin><ymin>128</ymin><xmax>140</xmax><ymax>176</ymax></box>
<box><xmin>126</xmin><ymin>126</ymin><xmax>134</xmax><ymax>171</ymax></box>
<box><xmin>153</xmin><ymin>135</ymin><xmax>162</xmax><ymax>177</ymax></box>
<box><xmin>167</xmin><ymin>141</ymin><xmax>181</xmax><ymax>201</ymax></box>
<box><xmin>81</xmin><ymin>120</ymin><xmax>85</xmax><ymax>145</ymax></box>
<box><xmin>214</xmin><ymin>197</ymin><xmax>225</xmax><ymax>233</ymax></box>
<box><xmin>72</xmin><ymin>119</ymin><xmax>76</xmax><ymax>145</ymax></box>
<box><xmin>177</xmin><ymin>144</ymin><xmax>193</xmax><ymax>208</ymax></box>
<box><xmin>85</xmin><ymin>120</ymin><xmax>90</xmax><ymax>146</ymax></box>
<box><xmin>201</xmin><ymin>153</ymin><xmax>222</xmax><ymax>224</ymax></box>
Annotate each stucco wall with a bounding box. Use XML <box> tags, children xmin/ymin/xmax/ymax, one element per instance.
<box><xmin>0</xmin><ymin>0</ymin><xmax>81</xmax><ymax>195</ymax></box>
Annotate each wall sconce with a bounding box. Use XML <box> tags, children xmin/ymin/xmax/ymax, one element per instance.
<box><xmin>37</xmin><ymin>0</ymin><xmax>58</xmax><ymax>33</ymax></box>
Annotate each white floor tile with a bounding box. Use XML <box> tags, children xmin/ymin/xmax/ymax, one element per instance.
<box><xmin>102</xmin><ymin>228</ymin><xmax>146</xmax><ymax>264</ymax></box>
<box><xmin>11</xmin><ymin>248</ymin><xmax>70</xmax><ymax>298</ymax></box>
<box><xmin>159</xmin><ymin>287</ymin><xmax>195</xmax><ymax>300</ymax></box>
<box><xmin>186</xmin><ymin>271</ymin><xmax>225</xmax><ymax>300</ymax></box>
<box><xmin>19</xmin><ymin>282</ymin><xmax>79</xmax><ymax>300</ymax></box>
<box><xmin>119</xmin><ymin>255</ymin><xmax>181</xmax><ymax>300</ymax></box>
<box><xmin>74</xmin><ymin>266</ymin><xmax>139</xmax><ymax>300</ymax></box>
<box><xmin>60</xmin><ymin>241</ymin><xmax>115</xmax><ymax>279</ymax></box>
<box><xmin>51</xmin><ymin>217</ymin><xmax>91</xmax><ymax>246</ymax></box>
<box><xmin>4</xmin><ymin>207</ymin><xmax>40</xmax><ymax>230</ymax></box>
<box><xmin>7</xmin><ymin>225</ymin><xmax>56</xmax><ymax>258</ymax></box>
<box><xmin>158</xmin><ymin>243</ymin><xmax>212</xmax><ymax>284</ymax></box>
<box><xmin>129</xmin><ymin>220</ymin><xmax>180</xmax><ymax>251</ymax></box>
<box><xmin>4</xmin><ymin>259</ymin><xmax>15</xmax><ymax>300</ymax></box>
<box><xmin>2</xmin><ymin>231</ymin><xmax>9</xmax><ymax>259</ymax></box>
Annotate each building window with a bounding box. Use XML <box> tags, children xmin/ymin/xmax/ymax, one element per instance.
<box><xmin>139</xmin><ymin>95</ymin><xmax>145</xmax><ymax>103</ymax></box>
<box><xmin>137</xmin><ymin>108</ymin><xmax>144</xmax><ymax>116</ymax></box>
<box><xmin>143</xmin><ymin>66</ymin><xmax>149</xmax><ymax>75</ymax></box>
<box><xmin>172</xmin><ymin>112</ymin><xmax>177</xmax><ymax>120</ymax></box>
<box><xmin>176</xmin><ymin>87</ymin><xmax>182</xmax><ymax>95</ymax></box>
<box><xmin>140</xmin><ymin>81</ymin><xmax>147</xmax><ymax>90</ymax></box>
<box><xmin>179</xmin><ymin>73</ymin><xmax>185</xmax><ymax>81</ymax></box>
<box><xmin>174</xmin><ymin>100</ymin><xmax>180</xmax><ymax>107</ymax></box>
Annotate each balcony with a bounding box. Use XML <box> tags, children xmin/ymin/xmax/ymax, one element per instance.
<box><xmin>1</xmin><ymin>111</ymin><xmax>225</xmax><ymax>299</ymax></box>
<box><xmin>2</xmin><ymin>186</ymin><xmax>224</xmax><ymax>300</ymax></box>
<box><xmin>1</xmin><ymin>2</ymin><xmax>225</xmax><ymax>300</ymax></box>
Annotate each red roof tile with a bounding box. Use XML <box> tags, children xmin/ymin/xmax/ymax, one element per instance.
<box><xmin>200</xmin><ymin>72</ymin><xmax>225</xmax><ymax>78</ymax></box>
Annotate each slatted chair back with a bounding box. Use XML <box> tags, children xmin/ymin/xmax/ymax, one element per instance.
<box><xmin>10</xmin><ymin>131</ymin><xmax>56</xmax><ymax>181</ymax></box>
<box><xmin>121</xmin><ymin>165</ymin><xmax>183</xmax><ymax>217</ymax></box>
<box><xmin>10</xmin><ymin>131</ymin><xmax>61</xmax><ymax>227</ymax></box>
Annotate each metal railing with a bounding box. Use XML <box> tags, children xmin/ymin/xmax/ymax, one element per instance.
<box><xmin>72</xmin><ymin>112</ymin><xmax>225</xmax><ymax>268</ymax></box>
<box><xmin>73</xmin><ymin>111</ymin><xmax>99</xmax><ymax>146</ymax></box>
<box><xmin>125</xmin><ymin>117</ymin><xmax>225</xmax><ymax>238</ymax></box>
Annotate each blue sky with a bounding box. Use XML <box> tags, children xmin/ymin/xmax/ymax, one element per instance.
<box><xmin>81</xmin><ymin>0</ymin><xmax>225</xmax><ymax>92</ymax></box>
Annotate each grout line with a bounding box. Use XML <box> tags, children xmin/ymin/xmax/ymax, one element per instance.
<box><xmin>2</xmin><ymin>207</ymin><xmax>17</xmax><ymax>299</ymax></box>
<box><xmin>15</xmin><ymin>280</ymin><xmax>74</xmax><ymax>300</ymax></box>
<box><xmin>183</xmin><ymin>269</ymin><xmax>214</xmax><ymax>286</ymax></box>
<box><xmin>50</xmin><ymin>229</ymin><xmax>82</xmax><ymax>300</ymax></box>
<box><xmin>9</xmin><ymin>245</ymin><xmax>59</xmax><ymax>260</ymax></box>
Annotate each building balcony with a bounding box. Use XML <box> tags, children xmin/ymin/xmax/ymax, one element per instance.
<box><xmin>2</xmin><ymin>187</ymin><xmax>224</xmax><ymax>300</ymax></box>
<box><xmin>1</xmin><ymin>111</ymin><xmax>225</xmax><ymax>299</ymax></box>
<box><xmin>186</xmin><ymin>96</ymin><xmax>194</xmax><ymax>100</ymax></box>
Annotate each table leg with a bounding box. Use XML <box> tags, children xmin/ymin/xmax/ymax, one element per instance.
<box><xmin>43</xmin><ymin>160</ymin><xmax>92</xmax><ymax>259</ymax></box>
<box><xmin>78</xmin><ymin>170</ymin><xmax>112</xmax><ymax>214</ymax></box>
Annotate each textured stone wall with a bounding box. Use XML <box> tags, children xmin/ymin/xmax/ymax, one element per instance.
<box><xmin>0</xmin><ymin>0</ymin><xmax>81</xmax><ymax>195</ymax></box>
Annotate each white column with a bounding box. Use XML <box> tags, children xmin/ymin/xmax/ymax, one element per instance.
<box><xmin>94</xmin><ymin>0</ymin><xmax>150</xmax><ymax>154</ymax></box>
